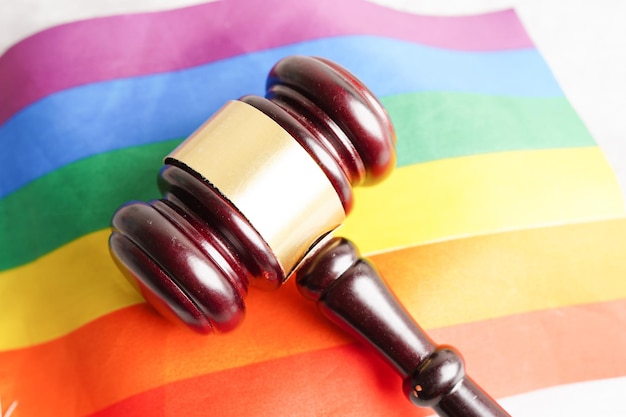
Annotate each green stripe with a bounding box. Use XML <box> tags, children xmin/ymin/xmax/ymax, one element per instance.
<box><xmin>0</xmin><ymin>92</ymin><xmax>596</xmax><ymax>270</ymax></box>
<box><xmin>388</xmin><ymin>92</ymin><xmax>595</xmax><ymax>166</ymax></box>
<box><xmin>0</xmin><ymin>139</ymin><xmax>182</xmax><ymax>270</ymax></box>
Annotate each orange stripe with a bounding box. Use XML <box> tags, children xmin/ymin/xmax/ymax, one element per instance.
<box><xmin>0</xmin><ymin>289</ymin><xmax>350</xmax><ymax>417</ymax></box>
<box><xmin>370</xmin><ymin>217</ymin><xmax>626</xmax><ymax>329</ymax></box>
<box><xmin>85</xmin><ymin>298</ymin><xmax>626</xmax><ymax>416</ymax></box>
<box><xmin>1</xmin><ymin>218</ymin><xmax>625</xmax><ymax>416</ymax></box>
<box><xmin>0</xmin><ymin>220</ymin><xmax>626</xmax><ymax>416</ymax></box>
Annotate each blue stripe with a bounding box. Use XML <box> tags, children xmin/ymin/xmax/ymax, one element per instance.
<box><xmin>0</xmin><ymin>35</ymin><xmax>561</xmax><ymax>197</ymax></box>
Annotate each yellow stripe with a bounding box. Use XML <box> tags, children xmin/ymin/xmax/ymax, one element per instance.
<box><xmin>342</xmin><ymin>146</ymin><xmax>625</xmax><ymax>254</ymax></box>
<box><xmin>0</xmin><ymin>230</ymin><xmax>143</xmax><ymax>349</ymax></box>
<box><xmin>1</xmin><ymin>147</ymin><xmax>623</xmax><ymax>350</ymax></box>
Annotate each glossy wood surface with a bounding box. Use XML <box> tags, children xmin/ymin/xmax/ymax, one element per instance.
<box><xmin>109</xmin><ymin>56</ymin><xmax>396</xmax><ymax>333</ymax></box>
<box><xmin>296</xmin><ymin>237</ymin><xmax>511</xmax><ymax>417</ymax></box>
<box><xmin>109</xmin><ymin>55</ymin><xmax>510</xmax><ymax>416</ymax></box>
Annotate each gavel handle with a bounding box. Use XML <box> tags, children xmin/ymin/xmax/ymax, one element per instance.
<box><xmin>296</xmin><ymin>237</ymin><xmax>511</xmax><ymax>417</ymax></box>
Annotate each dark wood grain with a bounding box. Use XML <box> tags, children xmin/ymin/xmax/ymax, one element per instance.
<box><xmin>109</xmin><ymin>56</ymin><xmax>395</xmax><ymax>332</ymax></box>
<box><xmin>109</xmin><ymin>55</ymin><xmax>510</xmax><ymax>416</ymax></box>
<box><xmin>296</xmin><ymin>237</ymin><xmax>511</xmax><ymax>417</ymax></box>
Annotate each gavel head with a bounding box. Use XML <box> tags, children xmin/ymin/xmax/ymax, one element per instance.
<box><xmin>109</xmin><ymin>56</ymin><xmax>396</xmax><ymax>334</ymax></box>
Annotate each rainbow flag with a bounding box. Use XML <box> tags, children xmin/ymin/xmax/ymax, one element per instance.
<box><xmin>1</xmin><ymin>0</ymin><xmax>625</xmax><ymax>415</ymax></box>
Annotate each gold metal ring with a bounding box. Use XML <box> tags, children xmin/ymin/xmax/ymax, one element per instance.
<box><xmin>166</xmin><ymin>100</ymin><xmax>345</xmax><ymax>275</ymax></box>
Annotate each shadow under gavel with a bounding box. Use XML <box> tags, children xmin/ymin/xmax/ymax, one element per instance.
<box><xmin>109</xmin><ymin>55</ymin><xmax>511</xmax><ymax>417</ymax></box>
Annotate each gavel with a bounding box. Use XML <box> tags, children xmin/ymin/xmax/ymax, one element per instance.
<box><xmin>109</xmin><ymin>55</ymin><xmax>511</xmax><ymax>417</ymax></box>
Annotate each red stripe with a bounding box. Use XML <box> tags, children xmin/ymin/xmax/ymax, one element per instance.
<box><xmin>429</xmin><ymin>300</ymin><xmax>626</xmax><ymax>397</ymax></box>
<box><xmin>0</xmin><ymin>1</ymin><xmax>531</xmax><ymax>125</ymax></box>
<box><xmin>87</xmin><ymin>344</ymin><xmax>422</xmax><ymax>417</ymax></box>
<box><xmin>86</xmin><ymin>298</ymin><xmax>626</xmax><ymax>416</ymax></box>
<box><xmin>2</xmin><ymin>219</ymin><xmax>625</xmax><ymax>416</ymax></box>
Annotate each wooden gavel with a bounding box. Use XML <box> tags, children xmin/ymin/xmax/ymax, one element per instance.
<box><xmin>109</xmin><ymin>55</ymin><xmax>511</xmax><ymax>417</ymax></box>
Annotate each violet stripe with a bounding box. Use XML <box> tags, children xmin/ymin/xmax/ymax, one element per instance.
<box><xmin>0</xmin><ymin>0</ymin><xmax>532</xmax><ymax>126</ymax></box>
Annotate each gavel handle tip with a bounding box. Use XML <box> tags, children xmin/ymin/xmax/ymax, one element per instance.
<box><xmin>296</xmin><ymin>237</ymin><xmax>511</xmax><ymax>417</ymax></box>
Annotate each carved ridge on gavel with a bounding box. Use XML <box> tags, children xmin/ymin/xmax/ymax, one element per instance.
<box><xmin>109</xmin><ymin>55</ymin><xmax>511</xmax><ymax>417</ymax></box>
